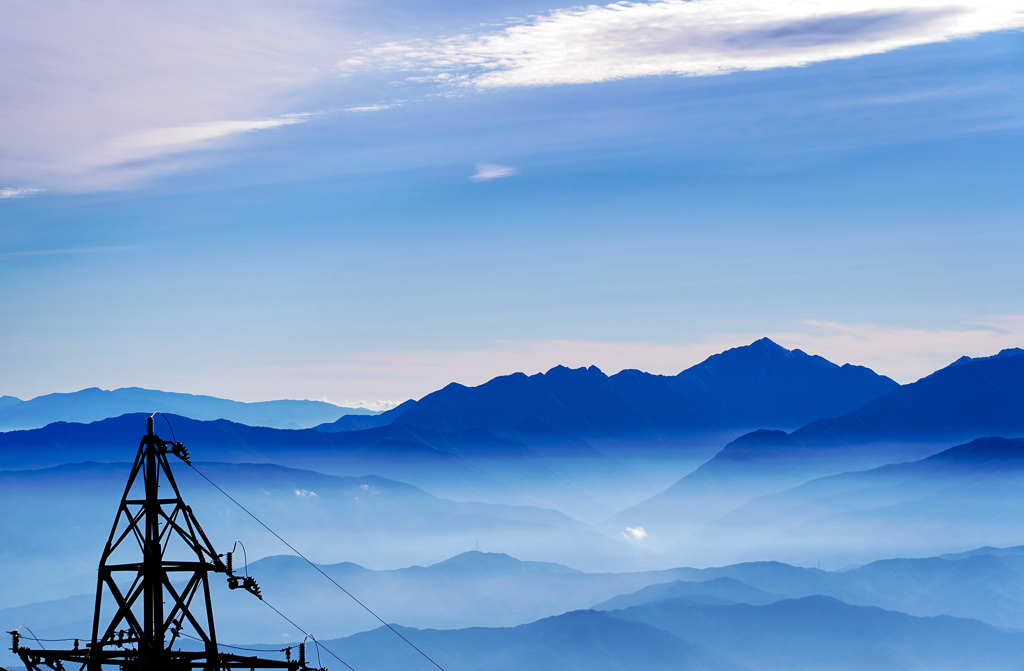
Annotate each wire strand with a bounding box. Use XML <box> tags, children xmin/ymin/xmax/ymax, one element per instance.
<box><xmin>190</xmin><ymin>463</ymin><xmax>446</xmax><ymax>671</ymax></box>
<box><xmin>181</xmin><ymin>624</ymin><xmax>350</xmax><ymax>671</ymax></box>
<box><xmin>13</xmin><ymin>627</ymin><xmax>48</xmax><ymax>651</ymax></box>
<box><xmin>261</xmin><ymin>598</ymin><xmax>355</xmax><ymax>671</ymax></box>
<box><xmin>151</xmin><ymin>411</ymin><xmax>177</xmax><ymax>443</ymax></box>
<box><xmin>230</xmin><ymin>540</ymin><xmax>251</xmax><ymax>577</ymax></box>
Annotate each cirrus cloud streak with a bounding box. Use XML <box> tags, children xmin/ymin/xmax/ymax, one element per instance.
<box><xmin>370</xmin><ymin>0</ymin><xmax>1024</xmax><ymax>88</ymax></box>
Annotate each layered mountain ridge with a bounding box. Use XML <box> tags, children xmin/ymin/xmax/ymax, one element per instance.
<box><xmin>0</xmin><ymin>386</ymin><xmax>376</xmax><ymax>431</ymax></box>
<box><xmin>318</xmin><ymin>338</ymin><xmax>899</xmax><ymax>444</ymax></box>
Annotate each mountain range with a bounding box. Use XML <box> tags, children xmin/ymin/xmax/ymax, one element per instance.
<box><xmin>317</xmin><ymin>338</ymin><xmax>899</xmax><ymax>447</ymax></box>
<box><xmin>607</xmin><ymin>348</ymin><xmax>1024</xmax><ymax>553</ymax></box>
<box><xmin>682</xmin><ymin>436</ymin><xmax>1024</xmax><ymax>566</ymax></box>
<box><xmin>0</xmin><ymin>386</ymin><xmax>375</xmax><ymax>431</ymax></box>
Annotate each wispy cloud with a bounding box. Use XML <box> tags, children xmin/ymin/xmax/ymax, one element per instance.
<box><xmin>115</xmin><ymin>116</ymin><xmax>308</xmax><ymax>150</ymax></box>
<box><xmin>0</xmin><ymin>1</ymin><xmax>340</xmax><ymax>190</ymax></box>
<box><xmin>0</xmin><ymin>187</ymin><xmax>44</xmax><ymax>199</ymax></box>
<box><xmin>0</xmin><ymin>246</ymin><xmax>137</xmax><ymax>259</ymax></box>
<box><xmin>369</xmin><ymin>0</ymin><xmax>1024</xmax><ymax>88</ymax></box>
<box><xmin>346</xmin><ymin>104</ymin><xmax>398</xmax><ymax>113</ymax></box>
<box><xmin>319</xmin><ymin>398</ymin><xmax>399</xmax><ymax>412</ymax></box>
<box><xmin>471</xmin><ymin>164</ymin><xmax>519</xmax><ymax>181</ymax></box>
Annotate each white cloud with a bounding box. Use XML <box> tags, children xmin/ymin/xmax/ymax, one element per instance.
<box><xmin>115</xmin><ymin>117</ymin><xmax>308</xmax><ymax>151</ymax></box>
<box><xmin>623</xmin><ymin>526</ymin><xmax>648</xmax><ymax>541</ymax></box>
<box><xmin>5</xmin><ymin>0</ymin><xmax>1021</xmax><ymax>190</ymax></box>
<box><xmin>471</xmin><ymin>164</ymin><xmax>520</xmax><ymax>181</ymax></box>
<box><xmin>318</xmin><ymin>397</ymin><xmax>398</xmax><ymax>411</ymax></box>
<box><xmin>0</xmin><ymin>188</ymin><xmax>44</xmax><ymax>199</ymax></box>
<box><xmin>294</xmin><ymin>489</ymin><xmax>318</xmax><ymax>498</ymax></box>
<box><xmin>369</xmin><ymin>0</ymin><xmax>1024</xmax><ymax>88</ymax></box>
<box><xmin>0</xmin><ymin>1</ymin><xmax>341</xmax><ymax>190</ymax></box>
<box><xmin>346</xmin><ymin>104</ymin><xmax>397</xmax><ymax>112</ymax></box>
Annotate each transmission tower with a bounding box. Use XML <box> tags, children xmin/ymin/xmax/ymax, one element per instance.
<box><xmin>10</xmin><ymin>415</ymin><xmax>325</xmax><ymax>671</ymax></box>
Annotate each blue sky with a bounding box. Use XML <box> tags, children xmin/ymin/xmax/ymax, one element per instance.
<box><xmin>1</xmin><ymin>1</ymin><xmax>1023</xmax><ymax>406</ymax></box>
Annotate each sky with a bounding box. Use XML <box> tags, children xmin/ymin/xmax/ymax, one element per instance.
<box><xmin>1</xmin><ymin>0</ymin><xmax>1023</xmax><ymax>407</ymax></box>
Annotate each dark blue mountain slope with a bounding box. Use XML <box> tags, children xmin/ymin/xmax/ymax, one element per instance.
<box><xmin>317</xmin><ymin>339</ymin><xmax>896</xmax><ymax>442</ymax></box>
<box><xmin>0</xmin><ymin>412</ymin><xmax>670</xmax><ymax>525</ymax></box>
<box><xmin>0</xmin><ymin>412</ymin><xmax>522</xmax><ymax>481</ymax></box>
<box><xmin>793</xmin><ymin>347</ymin><xmax>1024</xmax><ymax>446</ymax></box>
<box><xmin>689</xmin><ymin>436</ymin><xmax>1024</xmax><ymax>572</ymax></box>
<box><xmin>612</xmin><ymin>595</ymin><xmax>1024</xmax><ymax>671</ymax></box>
<box><xmin>611</xmin><ymin>350</ymin><xmax>1024</xmax><ymax>544</ymax></box>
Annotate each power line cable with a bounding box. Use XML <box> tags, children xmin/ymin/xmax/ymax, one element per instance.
<box><xmin>181</xmin><ymin>616</ymin><xmax>349</xmax><ymax>671</ymax></box>
<box><xmin>189</xmin><ymin>463</ymin><xmax>446</xmax><ymax>671</ymax></box>
<box><xmin>259</xmin><ymin>598</ymin><xmax>355</xmax><ymax>671</ymax></box>
<box><xmin>144</xmin><ymin>413</ymin><xmax>355</xmax><ymax>671</ymax></box>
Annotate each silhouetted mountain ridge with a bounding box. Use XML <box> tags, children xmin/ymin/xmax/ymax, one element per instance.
<box><xmin>317</xmin><ymin>339</ymin><xmax>897</xmax><ymax>443</ymax></box>
<box><xmin>793</xmin><ymin>347</ymin><xmax>1024</xmax><ymax>445</ymax></box>
<box><xmin>611</xmin><ymin>350</ymin><xmax>1024</xmax><ymax>546</ymax></box>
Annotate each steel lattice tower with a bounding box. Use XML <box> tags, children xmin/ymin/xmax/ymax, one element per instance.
<box><xmin>11</xmin><ymin>415</ymin><xmax>322</xmax><ymax>671</ymax></box>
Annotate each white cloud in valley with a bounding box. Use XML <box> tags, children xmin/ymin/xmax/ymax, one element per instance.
<box><xmin>623</xmin><ymin>526</ymin><xmax>648</xmax><ymax>541</ymax></box>
<box><xmin>369</xmin><ymin>0</ymin><xmax>1024</xmax><ymax>88</ymax></box>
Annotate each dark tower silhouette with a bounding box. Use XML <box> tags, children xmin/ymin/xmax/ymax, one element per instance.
<box><xmin>11</xmin><ymin>415</ymin><xmax>322</xmax><ymax>671</ymax></box>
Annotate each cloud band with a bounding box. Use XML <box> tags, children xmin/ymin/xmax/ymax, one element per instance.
<box><xmin>369</xmin><ymin>0</ymin><xmax>1024</xmax><ymax>87</ymax></box>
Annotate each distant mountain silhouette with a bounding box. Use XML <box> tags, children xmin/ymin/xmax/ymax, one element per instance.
<box><xmin>611</xmin><ymin>350</ymin><xmax>1024</xmax><ymax>546</ymax></box>
<box><xmin>0</xmin><ymin>458</ymin><xmax>661</xmax><ymax>609</ymax></box>
<box><xmin>606</xmin><ymin>428</ymin><xmax>863</xmax><ymax>546</ymax></box>
<box><xmin>318</xmin><ymin>609</ymin><xmax>743</xmax><ymax>671</ymax></box>
<box><xmin>592</xmin><ymin>576</ymin><xmax>783</xmax><ymax>611</ymax></box>
<box><xmin>0</xmin><ymin>412</ymin><xmax>681</xmax><ymax>525</ymax></box>
<box><xmin>687</xmin><ymin>436</ymin><xmax>1024</xmax><ymax>568</ymax></box>
<box><xmin>0</xmin><ymin>412</ymin><xmax>523</xmax><ymax>485</ymax></box>
<box><xmin>316</xmin><ymin>339</ymin><xmax>897</xmax><ymax>444</ymax></box>
<box><xmin>0</xmin><ymin>387</ymin><xmax>375</xmax><ymax>431</ymax></box>
<box><xmin>206</xmin><ymin>551</ymin><xmax>709</xmax><ymax>642</ymax></box>
<box><xmin>613</xmin><ymin>594</ymin><xmax>1024</xmax><ymax>671</ymax></box>
<box><xmin>14</xmin><ymin>542</ymin><xmax>1024</xmax><ymax>666</ymax></box>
